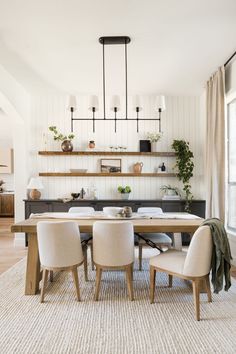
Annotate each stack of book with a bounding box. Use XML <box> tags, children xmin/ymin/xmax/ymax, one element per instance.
<box><xmin>162</xmin><ymin>195</ymin><xmax>181</xmax><ymax>200</ymax></box>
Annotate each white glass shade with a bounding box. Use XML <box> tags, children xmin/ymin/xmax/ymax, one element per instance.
<box><xmin>88</xmin><ymin>95</ymin><xmax>99</xmax><ymax>111</ymax></box>
<box><xmin>67</xmin><ymin>95</ymin><xmax>77</xmax><ymax>111</ymax></box>
<box><xmin>155</xmin><ymin>95</ymin><xmax>166</xmax><ymax>111</ymax></box>
<box><xmin>110</xmin><ymin>95</ymin><xmax>121</xmax><ymax>111</ymax></box>
<box><xmin>27</xmin><ymin>177</ymin><xmax>44</xmax><ymax>190</ymax></box>
<box><xmin>133</xmin><ymin>95</ymin><xmax>142</xmax><ymax>111</ymax></box>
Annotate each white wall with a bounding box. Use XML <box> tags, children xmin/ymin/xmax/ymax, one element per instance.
<box><xmin>0</xmin><ymin>62</ymin><xmax>30</xmax><ymax>230</ymax></box>
<box><xmin>29</xmin><ymin>94</ymin><xmax>205</xmax><ymax>200</ymax></box>
<box><xmin>0</xmin><ymin>110</ymin><xmax>14</xmax><ymax>190</ymax></box>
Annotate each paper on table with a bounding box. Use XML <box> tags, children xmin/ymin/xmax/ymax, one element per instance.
<box><xmin>151</xmin><ymin>213</ymin><xmax>201</xmax><ymax>219</ymax></box>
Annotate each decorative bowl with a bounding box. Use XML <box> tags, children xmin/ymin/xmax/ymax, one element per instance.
<box><xmin>70</xmin><ymin>169</ymin><xmax>88</xmax><ymax>173</ymax></box>
<box><xmin>71</xmin><ymin>193</ymin><xmax>80</xmax><ymax>200</ymax></box>
<box><xmin>103</xmin><ymin>206</ymin><xmax>123</xmax><ymax>217</ymax></box>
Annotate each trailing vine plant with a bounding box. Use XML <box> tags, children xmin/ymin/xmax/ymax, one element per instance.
<box><xmin>171</xmin><ymin>140</ymin><xmax>194</xmax><ymax>212</ymax></box>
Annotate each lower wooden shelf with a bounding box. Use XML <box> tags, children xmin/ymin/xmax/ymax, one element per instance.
<box><xmin>39</xmin><ymin>172</ymin><xmax>176</xmax><ymax>177</ymax></box>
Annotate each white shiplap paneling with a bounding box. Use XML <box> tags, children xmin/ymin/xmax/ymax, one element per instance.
<box><xmin>30</xmin><ymin>95</ymin><xmax>204</xmax><ymax>200</ymax></box>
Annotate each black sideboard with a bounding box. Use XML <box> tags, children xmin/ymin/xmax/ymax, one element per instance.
<box><xmin>24</xmin><ymin>199</ymin><xmax>205</xmax><ymax>246</ymax></box>
<box><xmin>25</xmin><ymin>199</ymin><xmax>205</xmax><ymax>217</ymax></box>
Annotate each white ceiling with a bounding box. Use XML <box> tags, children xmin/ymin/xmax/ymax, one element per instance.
<box><xmin>0</xmin><ymin>0</ymin><xmax>236</xmax><ymax>95</ymax></box>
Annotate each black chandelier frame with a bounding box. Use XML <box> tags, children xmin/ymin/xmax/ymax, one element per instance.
<box><xmin>70</xmin><ymin>36</ymin><xmax>162</xmax><ymax>133</ymax></box>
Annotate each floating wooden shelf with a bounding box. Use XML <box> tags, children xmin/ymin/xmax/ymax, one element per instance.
<box><xmin>38</xmin><ymin>151</ymin><xmax>176</xmax><ymax>157</ymax></box>
<box><xmin>39</xmin><ymin>172</ymin><xmax>176</xmax><ymax>177</ymax></box>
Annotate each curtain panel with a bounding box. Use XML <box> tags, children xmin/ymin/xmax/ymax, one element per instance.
<box><xmin>206</xmin><ymin>66</ymin><xmax>225</xmax><ymax>220</ymax></box>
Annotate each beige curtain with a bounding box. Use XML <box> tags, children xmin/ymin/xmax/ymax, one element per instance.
<box><xmin>206</xmin><ymin>66</ymin><xmax>225</xmax><ymax>220</ymax></box>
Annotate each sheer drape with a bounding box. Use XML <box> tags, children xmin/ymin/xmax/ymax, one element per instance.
<box><xmin>206</xmin><ymin>66</ymin><xmax>225</xmax><ymax>220</ymax></box>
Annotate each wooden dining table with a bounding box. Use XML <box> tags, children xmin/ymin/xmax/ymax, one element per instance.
<box><xmin>11</xmin><ymin>216</ymin><xmax>203</xmax><ymax>295</ymax></box>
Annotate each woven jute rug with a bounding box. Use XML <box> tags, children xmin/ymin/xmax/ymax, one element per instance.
<box><xmin>0</xmin><ymin>251</ymin><xmax>236</xmax><ymax>354</ymax></box>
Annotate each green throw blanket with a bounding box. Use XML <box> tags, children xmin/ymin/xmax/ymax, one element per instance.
<box><xmin>202</xmin><ymin>218</ymin><xmax>232</xmax><ymax>294</ymax></box>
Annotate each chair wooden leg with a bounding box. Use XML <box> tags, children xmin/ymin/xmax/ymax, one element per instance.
<box><xmin>139</xmin><ymin>243</ymin><xmax>142</xmax><ymax>271</ymax></box>
<box><xmin>71</xmin><ymin>267</ymin><xmax>81</xmax><ymax>301</ymax></box>
<box><xmin>40</xmin><ymin>269</ymin><xmax>48</xmax><ymax>303</ymax></box>
<box><xmin>126</xmin><ymin>265</ymin><xmax>134</xmax><ymax>301</ymax></box>
<box><xmin>168</xmin><ymin>274</ymin><xmax>173</xmax><ymax>288</ymax></box>
<box><xmin>90</xmin><ymin>243</ymin><xmax>95</xmax><ymax>270</ymax></box>
<box><xmin>94</xmin><ymin>266</ymin><xmax>102</xmax><ymax>301</ymax></box>
<box><xmin>49</xmin><ymin>271</ymin><xmax>53</xmax><ymax>282</ymax></box>
<box><xmin>192</xmin><ymin>280</ymin><xmax>200</xmax><ymax>321</ymax></box>
<box><xmin>83</xmin><ymin>245</ymin><xmax>88</xmax><ymax>282</ymax></box>
<box><xmin>150</xmin><ymin>266</ymin><xmax>156</xmax><ymax>303</ymax></box>
<box><xmin>205</xmin><ymin>275</ymin><xmax>212</xmax><ymax>303</ymax></box>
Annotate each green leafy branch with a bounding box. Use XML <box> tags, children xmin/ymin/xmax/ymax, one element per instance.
<box><xmin>49</xmin><ymin>126</ymin><xmax>75</xmax><ymax>141</ymax></box>
<box><xmin>171</xmin><ymin>140</ymin><xmax>194</xmax><ymax>211</ymax></box>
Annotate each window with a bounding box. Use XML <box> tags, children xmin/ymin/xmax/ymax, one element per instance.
<box><xmin>227</xmin><ymin>99</ymin><xmax>236</xmax><ymax>232</ymax></box>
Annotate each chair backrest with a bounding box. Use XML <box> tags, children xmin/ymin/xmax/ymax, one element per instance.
<box><xmin>37</xmin><ymin>221</ymin><xmax>83</xmax><ymax>268</ymax></box>
<box><xmin>68</xmin><ymin>207</ymin><xmax>95</xmax><ymax>214</ymax></box>
<box><xmin>93</xmin><ymin>221</ymin><xmax>134</xmax><ymax>267</ymax></box>
<box><xmin>183</xmin><ymin>226</ymin><xmax>212</xmax><ymax>277</ymax></box>
<box><xmin>137</xmin><ymin>207</ymin><xmax>163</xmax><ymax>214</ymax></box>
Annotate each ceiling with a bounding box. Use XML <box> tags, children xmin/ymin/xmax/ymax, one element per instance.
<box><xmin>0</xmin><ymin>0</ymin><xmax>236</xmax><ymax>95</ymax></box>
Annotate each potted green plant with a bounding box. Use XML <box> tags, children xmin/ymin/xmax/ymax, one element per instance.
<box><xmin>147</xmin><ymin>132</ymin><xmax>162</xmax><ymax>152</ymax></box>
<box><xmin>160</xmin><ymin>184</ymin><xmax>180</xmax><ymax>196</ymax></box>
<box><xmin>49</xmin><ymin>126</ymin><xmax>75</xmax><ymax>152</ymax></box>
<box><xmin>117</xmin><ymin>185</ymin><xmax>131</xmax><ymax>200</ymax></box>
<box><xmin>171</xmin><ymin>139</ymin><xmax>194</xmax><ymax>211</ymax></box>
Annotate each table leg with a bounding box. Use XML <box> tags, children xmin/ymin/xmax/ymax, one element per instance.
<box><xmin>172</xmin><ymin>233</ymin><xmax>182</xmax><ymax>250</ymax></box>
<box><xmin>25</xmin><ymin>233</ymin><xmax>41</xmax><ymax>295</ymax></box>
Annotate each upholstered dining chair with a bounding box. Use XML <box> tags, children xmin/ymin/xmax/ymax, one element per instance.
<box><xmin>68</xmin><ymin>206</ymin><xmax>95</xmax><ymax>281</ymax></box>
<box><xmin>93</xmin><ymin>221</ymin><xmax>134</xmax><ymax>301</ymax></box>
<box><xmin>137</xmin><ymin>207</ymin><xmax>172</xmax><ymax>270</ymax></box>
<box><xmin>149</xmin><ymin>225</ymin><xmax>212</xmax><ymax>321</ymax></box>
<box><xmin>37</xmin><ymin>221</ymin><xmax>84</xmax><ymax>303</ymax></box>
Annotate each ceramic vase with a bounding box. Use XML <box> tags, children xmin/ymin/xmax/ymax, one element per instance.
<box><xmin>120</xmin><ymin>193</ymin><xmax>130</xmax><ymax>200</ymax></box>
<box><xmin>61</xmin><ymin>140</ymin><xmax>73</xmax><ymax>152</ymax></box>
<box><xmin>151</xmin><ymin>141</ymin><xmax>159</xmax><ymax>152</ymax></box>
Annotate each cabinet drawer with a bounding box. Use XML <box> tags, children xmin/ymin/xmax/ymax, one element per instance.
<box><xmin>0</xmin><ymin>194</ymin><xmax>14</xmax><ymax>216</ymax></box>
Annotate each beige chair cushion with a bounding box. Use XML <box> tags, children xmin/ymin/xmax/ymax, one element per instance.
<box><xmin>93</xmin><ymin>221</ymin><xmax>134</xmax><ymax>267</ymax></box>
<box><xmin>150</xmin><ymin>249</ymin><xmax>186</xmax><ymax>274</ymax></box>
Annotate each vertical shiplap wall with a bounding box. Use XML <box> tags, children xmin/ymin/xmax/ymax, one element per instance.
<box><xmin>30</xmin><ymin>95</ymin><xmax>205</xmax><ymax>200</ymax></box>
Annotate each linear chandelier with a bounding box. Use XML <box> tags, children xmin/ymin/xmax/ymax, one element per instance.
<box><xmin>68</xmin><ymin>36</ymin><xmax>166</xmax><ymax>133</ymax></box>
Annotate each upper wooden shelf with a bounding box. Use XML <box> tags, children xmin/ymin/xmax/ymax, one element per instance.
<box><xmin>38</xmin><ymin>151</ymin><xmax>176</xmax><ymax>157</ymax></box>
<box><xmin>39</xmin><ymin>172</ymin><xmax>176</xmax><ymax>177</ymax></box>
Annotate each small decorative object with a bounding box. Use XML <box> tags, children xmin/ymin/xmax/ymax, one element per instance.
<box><xmin>49</xmin><ymin>126</ymin><xmax>75</xmax><ymax>152</ymax></box>
<box><xmin>133</xmin><ymin>162</ymin><xmax>143</xmax><ymax>173</ymax></box>
<box><xmin>147</xmin><ymin>132</ymin><xmax>162</xmax><ymax>152</ymax></box>
<box><xmin>79</xmin><ymin>188</ymin><xmax>86</xmax><ymax>199</ymax></box>
<box><xmin>71</xmin><ymin>193</ymin><xmax>80</xmax><ymax>200</ymax></box>
<box><xmin>27</xmin><ymin>177</ymin><xmax>44</xmax><ymax>200</ymax></box>
<box><xmin>89</xmin><ymin>140</ymin><xmax>95</xmax><ymax>149</ymax></box>
<box><xmin>117</xmin><ymin>185</ymin><xmax>131</xmax><ymax>200</ymax></box>
<box><xmin>139</xmin><ymin>140</ymin><xmax>151</xmax><ymax>152</ymax></box>
<box><xmin>0</xmin><ymin>180</ymin><xmax>5</xmax><ymax>193</ymax></box>
<box><xmin>123</xmin><ymin>206</ymin><xmax>133</xmax><ymax>217</ymax></box>
<box><xmin>161</xmin><ymin>162</ymin><xmax>166</xmax><ymax>172</ymax></box>
<box><xmin>101</xmin><ymin>159</ymin><xmax>121</xmax><ymax>173</ymax></box>
<box><xmin>171</xmin><ymin>139</ymin><xmax>194</xmax><ymax>211</ymax></box>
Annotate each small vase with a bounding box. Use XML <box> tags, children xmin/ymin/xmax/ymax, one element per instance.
<box><xmin>120</xmin><ymin>193</ymin><xmax>130</xmax><ymax>200</ymax></box>
<box><xmin>151</xmin><ymin>142</ymin><xmax>159</xmax><ymax>152</ymax></box>
<box><xmin>61</xmin><ymin>140</ymin><xmax>73</xmax><ymax>152</ymax></box>
<box><xmin>89</xmin><ymin>140</ymin><xmax>95</xmax><ymax>149</ymax></box>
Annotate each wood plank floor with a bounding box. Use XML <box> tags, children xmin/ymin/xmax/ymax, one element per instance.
<box><xmin>0</xmin><ymin>217</ymin><xmax>235</xmax><ymax>278</ymax></box>
<box><xmin>0</xmin><ymin>218</ymin><xmax>27</xmax><ymax>274</ymax></box>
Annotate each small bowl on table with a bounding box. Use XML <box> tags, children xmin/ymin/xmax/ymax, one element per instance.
<box><xmin>103</xmin><ymin>207</ymin><xmax>123</xmax><ymax>217</ymax></box>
